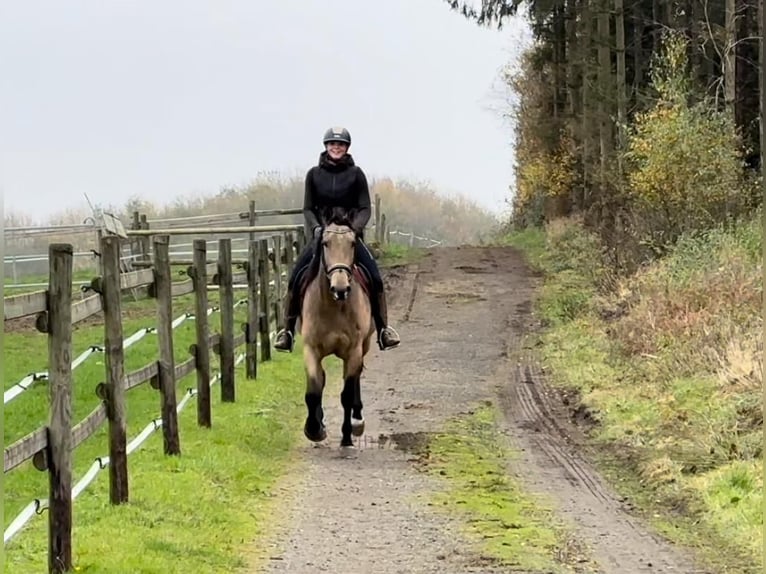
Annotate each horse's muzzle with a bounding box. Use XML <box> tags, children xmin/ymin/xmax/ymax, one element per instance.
<box><xmin>330</xmin><ymin>285</ymin><xmax>351</xmax><ymax>301</ymax></box>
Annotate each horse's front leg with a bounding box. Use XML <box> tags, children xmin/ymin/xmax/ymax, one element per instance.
<box><xmin>303</xmin><ymin>345</ymin><xmax>326</xmax><ymax>443</ymax></box>
<box><xmin>351</xmin><ymin>375</ymin><xmax>364</xmax><ymax>437</ymax></box>
<box><xmin>340</xmin><ymin>347</ymin><xmax>364</xmax><ymax>447</ymax></box>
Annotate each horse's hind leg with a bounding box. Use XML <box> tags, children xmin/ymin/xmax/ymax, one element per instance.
<box><xmin>340</xmin><ymin>349</ymin><xmax>365</xmax><ymax>447</ymax></box>
<box><xmin>303</xmin><ymin>345</ymin><xmax>326</xmax><ymax>443</ymax></box>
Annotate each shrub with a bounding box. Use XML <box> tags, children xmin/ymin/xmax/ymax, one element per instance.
<box><xmin>623</xmin><ymin>31</ymin><xmax>748</xmax><ymax>253</ymax></box>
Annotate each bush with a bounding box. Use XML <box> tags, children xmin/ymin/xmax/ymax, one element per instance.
<box><xmin>609</xmin><ymin>211</ymin><xmax>762</xmax><ymax>367</ymax></box>
<box><xmin>511</xmin><ymin>143</ymin><xmax>577</xmax><ymax>229</ymax></box>
<box><xmin>623</xmin><ymin>31</ymin><xmax>748</xmax><ymax>253</ymax></box>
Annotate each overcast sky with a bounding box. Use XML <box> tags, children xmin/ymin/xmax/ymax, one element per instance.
<box><xmin>2</xmin><ymin>1</ymin><xmax>531</xmax><ymax>224</ymax></box>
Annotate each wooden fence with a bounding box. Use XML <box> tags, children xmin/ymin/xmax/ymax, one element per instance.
<box><xmin>4</xmin><ymin>194</ymin><xmax>441</xmax><ymax>290</ymax></box>
<box><xmin>3</xmin><ymin>223</ymin><xmax>304</xmax><ymax>573</ymax></box>
<box><xmin>2</xmin><ymin>196</ymin><xmax>442</xmax><ymax>573</ymax></box>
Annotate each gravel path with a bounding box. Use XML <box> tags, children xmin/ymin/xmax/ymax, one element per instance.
<box><xmin>247</xmin><ymin>245</ymin><xmax>709</xmax><ymax>574</ymax></box>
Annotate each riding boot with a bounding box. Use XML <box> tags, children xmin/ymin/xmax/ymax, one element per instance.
<box><xmin>374</xmin><ymin>290</ymin><xmax>400</xmax><ymax>351</ymax></box>
<box><xmin>274</xmin><ymin>287</ymin><xmax>300</xmax><ymax>352</ymax></box>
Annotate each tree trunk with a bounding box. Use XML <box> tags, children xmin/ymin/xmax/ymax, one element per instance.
<box><xmin>615</xmin><ymin>0</ymin><xmax>627</xmax><ymax>158</ymax></box>
<box><xmin>597</xmin><ymin>0</ymin><xmax>613</xmax><ymax>199</ymax></box>
<box><xmin>724</xmin><ymin>0</ymin><xmax>737</xmax><ymax>118</ymax></box>
<box><xmin>553</xmin><ymin>1</ymin><xmax>564</xmax><ymax>121</ymax></box>
<box><xmin>632</xmin><ymin>0</ymin><xmax>645</xmax><ymax>108</ymax></box>
<box><xmin>691</xmin><ymin>0</ymin><xmax>711</xmax><ymax>95</ymax></box>
<box><xmin>652</xmin><ymin>0</ymin><xmax>662</xmax><ymax>54</ymax></box>
<box><xmin>566</xmin><ymin>0</ymin><xmax>582</xmax><ymax>210</ymax></box>
<box><xmin>759</xmin><ymin>0</ymin><xmax>764</xmax><ymax>172</ymax></box>
<box><xmin>581</xmin><ymin>0</ymin><xmax>594</xmax><ymax>210</ymax></box>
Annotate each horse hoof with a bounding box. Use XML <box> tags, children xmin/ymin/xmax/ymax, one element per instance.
<box><xmin>351</xmin><ymin>417</ymin><xmax>365</xmax><ymax>437</ymax></box>
<box><xmin>304</xmin><ymin>422</ymin><xmax>327</xmax><ymax>443</ymax></box>
<box><xmin>339</xmin><ymin>444</ymin><xmax>357</xmax><ymax>458</ymax></box>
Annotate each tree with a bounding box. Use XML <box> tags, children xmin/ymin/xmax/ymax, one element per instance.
<box><xmin>443</xmin><ymin>0</ymin><xmax>763</xmax><ymax>230</ymax></box>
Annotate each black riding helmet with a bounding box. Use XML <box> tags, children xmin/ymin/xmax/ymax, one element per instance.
<box><xmin>323</xmin><ymin>127</ymin><xmax>351</xmax><ymax>146</ymax></box>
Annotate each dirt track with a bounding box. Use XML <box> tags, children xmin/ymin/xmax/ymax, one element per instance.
<box><xmin>249</xmin><ymin>245</ymin><xmax>709</xmax><ymax>573</ymax></box>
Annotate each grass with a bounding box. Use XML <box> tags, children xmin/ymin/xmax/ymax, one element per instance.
<box><xmin>414</xmin><ymin>403</ymin><xmax>594</xmax><ymax>573</ymax></box>
<box><xmin>377</xmin><ymin>242</ymin><xmax>426</xmax><ymax>267</ymax></box>
<box><xmin>501</xmin><ymin>213</ymin><xmax>763</xmax><ymax>573</ymax></box>
<box><xmin>5</xmin><ymin>291</ymin><xmax>232</xmax><ymax>524</ymax></box>
<box><xmin>3</xmin><ymin>286</ymin><xmax>326</xmax><ymax>572</ymax></box>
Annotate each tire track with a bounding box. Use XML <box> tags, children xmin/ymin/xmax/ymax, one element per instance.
<box><xmin>249</xmin><ymin>245</ymin><xmax>711</xmax><ymax>574</ymax></box>
<box><xmin>514</xmin><ymin>364</ymin><xmax>614</xmax><ymax>506</ymax></box>
<box><xmin>401</xmin><ymin>265</ymin><xmax>420</xmax><ymax>323</ymax></box>
<box><xmin>500</xmin><ymin>326</ymin><xmax>712</xmax><ymax>572</ymax></box>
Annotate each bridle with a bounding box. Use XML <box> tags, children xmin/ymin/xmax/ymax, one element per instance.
<box><xmin>321</xmin><ymin>227</ymin><xmax>355</xmax><ymax>282</ymax></box>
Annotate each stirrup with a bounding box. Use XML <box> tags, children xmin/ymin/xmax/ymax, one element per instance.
<box><xmin>274</xmin><ymin>329</ymin><xmax>294</xmax><ymax>352</ymax></box>
<box><xmin>377</xmin><ymin>326</ymin><xmax>400</xmax><ymax>351</ymax></box>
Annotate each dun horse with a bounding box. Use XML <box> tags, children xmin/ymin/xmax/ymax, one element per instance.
<box><xmin>297</xmin><ymin>210</ymin><xmax>376</xmax><ymax>448</ymax></box>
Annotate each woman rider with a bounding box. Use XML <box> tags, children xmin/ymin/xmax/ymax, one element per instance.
<box><xmin>273</xmin><ymin>126</ymin><xmax>401</xmax><ymax>353</ymax></box>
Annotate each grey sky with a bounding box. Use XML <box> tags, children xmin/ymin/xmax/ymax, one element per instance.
<box><xmin>2</xmin><ymin>1</ymin><xmax>531</xmax><ymax>223</ymax></box>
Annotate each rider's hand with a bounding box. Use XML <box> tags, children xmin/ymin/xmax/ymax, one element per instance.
<box><xmin>313</xmin><ymin>225</ymin><xmax>322</xmax><ymax>239</ymax></box>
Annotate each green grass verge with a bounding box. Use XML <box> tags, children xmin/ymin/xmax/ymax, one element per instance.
<box><xmin>4</xmin><ymin>288</ymin><xmax>333</xmax><ymax>573</ymax></box>
<box><xmin>501</xmin><ymin>219</ymin><xmax>762</xmax><ymax>574</ymax></box>
<box><xmin>5</xmin><ymin>353</ymin><xmax>310</xmax><ymax>573</ymax></box>
<box><xmin>377</xmin><ymin>243</ymin><xmax>426</xmax><ymax>267</ymax></box>
<box><xmin>415</xmin><ymin>403</ymin><xmax>594</xmax><ymax>573</ymax></box>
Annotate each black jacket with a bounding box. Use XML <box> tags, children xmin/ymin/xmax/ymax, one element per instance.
<box><xmin>303</xmin><ymin>151</ymin><xmax>371</xmax><ymax>237</ymax></box>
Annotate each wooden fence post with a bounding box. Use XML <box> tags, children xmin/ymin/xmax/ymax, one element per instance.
<box><xmin>271</xmin><ymin>234</ymin><xmax>283</xmax><ymax>329</ymax></box>
<box><xmin>100</xmin><ymin>235</ymin><xmax>129</xmax><ymax>505</ymax></box>
<box><xmin>153</xmin><ymin>235</ymin><xmax>181</xmax><ymax>455</ymax></box>
<box><xmin>245</xmin><ymin>239</ymin><xmax>259</xmax><ymax>379</ymax></box>
<box><xmin>191</xmin><ymin>239</ymin><xmax>211</xmax><ymax>427</ymax></box>
<box><xmin>248</xmin><ymin>199</ymin><xmax>256</xmax><ymax>241</ymax></box>
<box><xmin>380</xmin><ymin>214</ymin><xmax>387</xmax><ymax>246</ymax></box>
<box><xmin>285</xmin><ymin>231</ymin><xmax>295</xmax><ymax>272</ymax></box>
<box><xmin>294</xmin><ymin>228</ymin><xmax>305</xmax><ymax>255</ymax></box>
<box><xmin>374</xmin><ymin>193</ymin><xmax>382</xmax><ymax>243</ymax></box>
<box><xmin>130</xmin><ymin>211</ymin><xmax>140</xmax><ymax>262</ymax></box>
<box><xmin>47</xmin><ymin>244</ymin><xmax>74</xmax><ymax>574</ymax></box>
<box><xmin>139</xmin><ymin>214</ymin><xmax>150</xmax><ymax>262</ymax></box>
<box><xmin>258</xmin><ymin>239</ymin><xmax>271</xmax><ymax>361</ymax></box>
<box><xmin>218</xmin><ymin>238</ymin><xmax>235</xmax><ymax>402</ymax></box>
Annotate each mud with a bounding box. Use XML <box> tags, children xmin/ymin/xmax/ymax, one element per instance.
<box><xmin>248</xmin><ymin>245</ymin><xmax>710</xmax><ymax>574</ymax></box>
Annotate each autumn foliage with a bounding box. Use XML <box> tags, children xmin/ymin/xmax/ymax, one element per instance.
<box><xmin>623</xmin><ymin>33</ymin><xmax>748</xmax><ymax>250</ymax></box>
<box><xmin>508</xmin><ymin>29</ymin><xmax>757</xmax><ymax>266</ymax></box>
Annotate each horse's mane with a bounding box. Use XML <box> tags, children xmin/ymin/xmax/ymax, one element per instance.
<box><xmin>319</xmin><ymin>206</ymin><xmax>356</xmax><ymax>229</ymax></box>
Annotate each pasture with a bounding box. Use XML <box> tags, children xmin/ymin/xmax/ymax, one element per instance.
<box><xmin>4</xmin><ymin>226</ymin><xmax>303</xmax><ymax>573</ymax></box>
<box><xmin>3</xmin><ymin>198</ymin><xmax>433</xmax><ymax>573</ymax></box>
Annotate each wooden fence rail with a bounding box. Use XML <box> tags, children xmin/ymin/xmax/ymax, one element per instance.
<box><xmin>3</xmin><ymin>228</ymin><xmax>298</xmax><ymax>573</ymax></box>
<box><xmin>3</xmin><ymin>197</ymin><xmax>439</xmax><ymax>572</ymax></box>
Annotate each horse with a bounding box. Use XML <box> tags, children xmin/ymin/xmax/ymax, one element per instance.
<box><xmin>297</xmin><ymin>209</ymin><xmax>376</xmax><ymax>448</ymax></box>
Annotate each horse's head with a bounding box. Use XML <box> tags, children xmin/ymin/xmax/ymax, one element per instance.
<box><xmin>318</xmin><ymin>209</ymin><xmax>357</xmax><ymax>301</ymax></box>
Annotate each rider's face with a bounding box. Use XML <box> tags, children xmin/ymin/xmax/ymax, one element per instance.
<box><xmin>325</xmin><ymin>141</ymin><xmax>348</xmax><ymax>160</ymax></box>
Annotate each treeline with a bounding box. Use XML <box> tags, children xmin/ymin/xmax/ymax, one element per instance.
<box><xmin>447</xmin><ymin>0</ymin><xmax>763</xmax><ymax>272</ymax></box>
<box><xmin>5</xmin><ymin>173</ymin><xmax>499</xmax><ymax>251</ymax></box>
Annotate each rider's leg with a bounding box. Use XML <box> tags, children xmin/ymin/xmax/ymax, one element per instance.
<box><xmin>355</xmin><ymin>240</ymin><xmax>400</xmax><ymax>351</ymax></box>
<box><xmin>274</xmin><ymin>242</ymin><xmax>315</xmax><ymax>352</ymax></box>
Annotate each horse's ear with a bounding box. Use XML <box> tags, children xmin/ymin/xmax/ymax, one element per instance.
<box><xmin>317</xmin><ymin>206</ymin><xmax>332</xmax><ymax>227</ymax></box>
